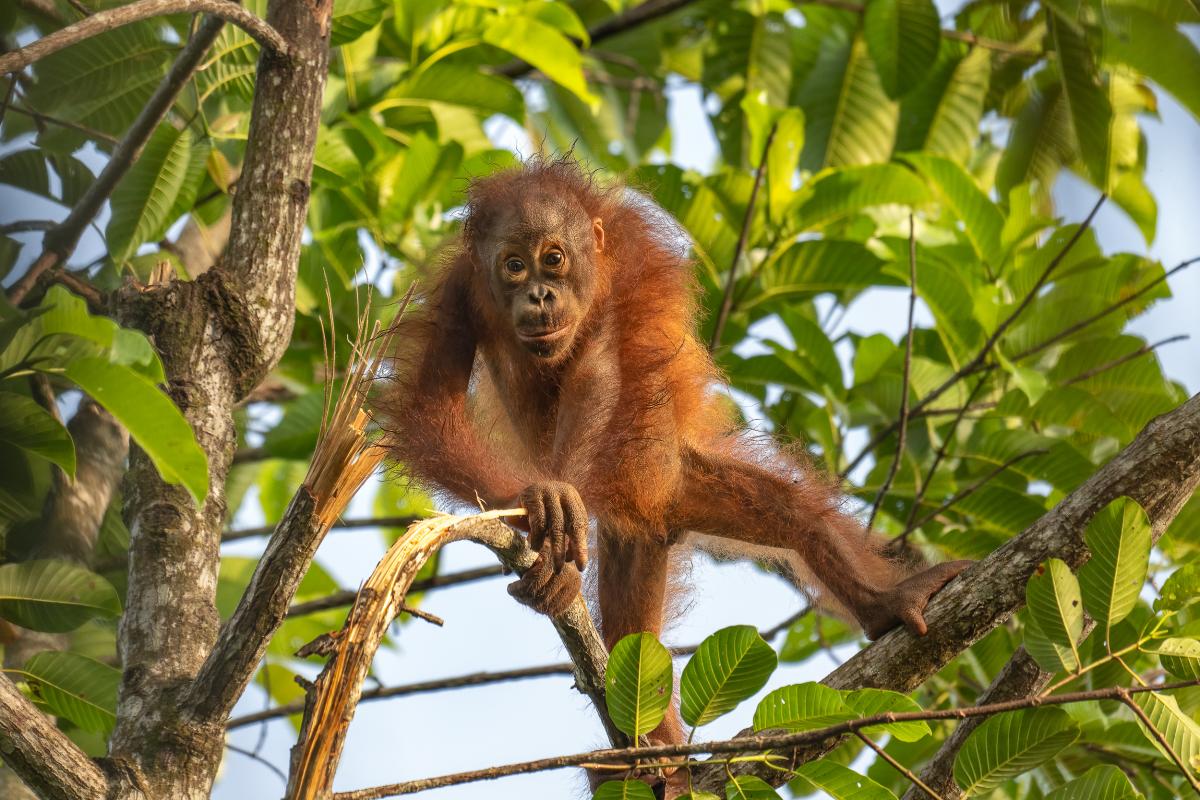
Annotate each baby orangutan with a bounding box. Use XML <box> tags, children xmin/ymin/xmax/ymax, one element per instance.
<box><xmin>380</xmin><ymin>157</ymin><xmax>970</xmax><ymax>770</ymax></box>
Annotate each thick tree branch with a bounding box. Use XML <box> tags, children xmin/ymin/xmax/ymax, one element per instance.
<box><xmin>0</xmin><ymin>674</ymin><xmax>108</xmax><ymax>800</ymax></box>
<box><xmin>7</xmin><ymin>13</ymin><xmax>227</xmax><ymax>304</ymax></box>
<box><xmin>0</xmin><ymin>0</ymin><xmax>286</xmax><ymax>75</ymax></box>
<box><xmin>692</xmin><ymin>392</ymin><xmax>1200</xmax><ymax>791</ymax></box>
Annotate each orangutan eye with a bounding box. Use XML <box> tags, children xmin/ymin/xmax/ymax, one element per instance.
<box><xmin>543</xmin><ymin>251</ymin><xmax>563</xmax><ymax>267</ymax></box>
<box><xmin>504</xmin><ymin>258</ymin><xmax>525</xmax><ymax>275</ymax></box>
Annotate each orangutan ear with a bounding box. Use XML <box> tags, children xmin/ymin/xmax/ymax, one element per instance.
<box><xmin>592</xmin><ymin>217</ymin><xmax>605</xmax><ymax>254</ymax></box>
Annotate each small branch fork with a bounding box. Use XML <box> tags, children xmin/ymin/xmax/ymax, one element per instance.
<box><xmin>0</xmin><ymin>0</ymin><xmax>287</xmax><ymax>75</ymax></box>
<box><xmin>331</xmin><ymin>679</ymin><xmax>1200</xmax><ymax>799</ymax></box>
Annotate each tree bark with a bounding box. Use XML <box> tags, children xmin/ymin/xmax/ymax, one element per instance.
<box><xmin>106</xmin><ymin>0</ymin><xmax>331</xmax><ymax>794</ymax></box>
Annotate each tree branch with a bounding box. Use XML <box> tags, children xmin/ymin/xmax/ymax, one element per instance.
<box><xmin>7</xmin><ymin>13</ymin><xmax>227</xmax><ymax>304</ymax></box>
<box><xmin>330</xmin><ymin>679</ymin><xmax>1200</xmax><ymax>799</ymax></box>
<box><xmin>285</xmin><ymin>565</ymin><xmax>505</xmax><ymax>618</ymax></box>
<box><xmin>0</xmin><ymin>674</ymin><xmax>108</xmax><ymax>800</ymax></box>
<box><xmin>691</xmin><ymin>391</ymin><xmax>1200</xmax><ymax>791</ymax></box>
<box><xmin>0</xmin><ymin>0</ymin><xmax>286</xmax><ymax>75</ymax></box>
<box><xmin>494</xmin><ymin>0</ymin><xmax>701</xmax><ymax>79</ymax></box>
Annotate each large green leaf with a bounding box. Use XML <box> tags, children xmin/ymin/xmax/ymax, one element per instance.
<box><xmin>605</xmin><ymin>632</ymin><xmax>674</xmax><ymax>738</ymax></box>
<box><xmin>797</xmin><ymin>34</ymin><xmax>898</xmax><ymax>170</ymax></box>
<box><xmin>752</xmin><ymin>240</ymin><xmax>892</xmax><ymax>308</ymax></box>
<box><xmin>1024</xmin><ymin>558</ymin><xmax>1085</xmax><ymax>673</ymax></box>
<box><xmin>790</xmin><ymin>759</ymin><xmax>897</xmax><ymax>800</ymax></box>
<box><xmin>1044</xmin><ymin>764</ymin><xmax>1141</xmax><ymax>800</ymax></box>
<box><xmin>386</xmin><ymin>61</ymin><xmax>524</xmax><ymax>120</ymax></box>
<box><xmin>593</xmin><ymin>781</ymin><xmax>657</xmax><ymax>800</ymax></box>
<box><xmin>0</xmin><ymin>150</ymin><xmax>50</xmax><ymax>200</ymax></box>
<box><xmin>27</xmin><ymin>22</ymin><xmax>174</xmax><ymax>144</ymax></box>
<box><xmin>752</xmin><ymin>682</ymin><xmax>856</xmax><ymax>732</ymax></box>
<box><xmin>1132</xmin><ymin>691</ymin><xmax>1200</xmax><ymax>777</ymax></box>
<box><xmin>0</xmin><ymin>286</ymin><xmax>163</xmax><ymax>381</ymax></box>
<box><xmin>0</xmin><ymin>560</ymin><xmax>121</xmax><ymax>633</ymax></box>
<box><xmin>680</xmin><ymin>625</ymin><xmax>777</xmax><ymax>727</ymax></box>
<box><xmin>791</xmin><ymin>163</ymin><xmax>932</xmax><ymax>231</ymax></box>
<box><xmin>724</xmin><ymin>776</ymin><xmax>783</xmax><ymax>800</ymax></box>
<box><xmin>896</xmin><ymin>42</ymin><xmax>990</xmax><ymax>162</ymax></box>
<box><xmin>1052</xmin><ymin>16</ymin><xmax>1115</xmax><ymax>190</ymax></box>
<box><xmin>107</xmin><ymin>124</ymin><xmax>208</xmax><ymax>265</ymax></box>
<box><xmin>843</xmin><ymin>687</ymin><xmax>931</xmax><ymax>742</ymax></box>
<box><xmin>902</xmin><ymin>153</ymin><xmax>1005</xmax><ymax>269</ymax></box>
<box><xmin>331</xmin><ymin>0</ymin><xmax>386</xmax><ymax>46</ymax></box>
<box><xmin>23</xmin><ymin>651</ymin><xmax>119</xmax><ymax>735</ymax></box>
<box><xmin>1142</xmin><ymin>638</ymin><xmax>1200</xmax><ymax>681</ymax></box>
<box><xmin>0</xmin><ymin>391</ymin><xmax>75</xmax><ymax>475</ymax></box>
<box><xmin>1078</xmin><ymin>497</ymin><xmax>1151</xmax><ymax>629</ymax></box>
<box><xmin>63</xmin><ymin>358</ymin><xmax>208</xmax><ymax>504</ymax></box>
<box><xmin>862</xmin><ymin>0</ymin><xmax>940</xmax><ymax>99</ymax></box>
<box><xmin>483</xmin><ymin>15</ymin><xmax>596</xmax><ymax>107</ymax></box>
<box><xmin>953</xmin><ymin>707</ymin><xmax>1080</xmax><ymax>795</ymax></box>
<box><xmin>1101</xmin><ymin>6</ymin><xmax>1200</xmax><ymax>124</ymax></box>
<box><xmin>996</xmin><ymin>78</ymin><xmax>1073</xmax><ymax>198</ymax></box>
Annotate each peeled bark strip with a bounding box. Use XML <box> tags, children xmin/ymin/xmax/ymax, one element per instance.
<box><xmin>691</xmin><ymin>393</ymin><xmax>1200</xmax><ymax>793</ymax></box>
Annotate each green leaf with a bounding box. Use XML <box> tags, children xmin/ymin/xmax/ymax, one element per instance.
<box><xmin>995</xmin><ymin>79</ymin><xmax>1073</xmax><ymax>198</ymax></box>
<box><xmin>766</xmin><ymin>109</ymin><xmax>804</xmax><ymax>224</ymax></box>
<box><xmin>790</xmin><ymin>759</ymin><xmax>897</xmax><ymax>800</ymax></box>
<box><xmin>23</xmin><ymin>651</ymin><xmax>119</xmax><ymax>735</ymax></box>
<box><xmin>681</xmin><ymin>625</ymin><xmax>777</xmax><ymax>727</ymax></box>
<box><xmin>752</xmin><ymin>240</ymin><xmax>891</xmax><ymax>307</ymax></box>
<box><xmin>724</xmin><ymin>775</ymin><xmax>783</xmax><ymax>800</ymax></box>
<box><xmin>1044</xmin><ymin>764</ymin><xmax>1141</xmax><ymax>800</ymax></box>
<box><xmin>107</xmin><ymin>124</ymin><xmax>204</xmax><ymax>265</ymax></box>
<box><xmin>1078</xmin><ymin>497</ymin><xmax>1151</xmax><ymax>628</ymax></box>
<box><xmin>483</xmin><ymin>16</ymin><xmax>597</xmax><ymax>107</ymax></box>
<box><xmin>902</xmin><ymin>153</ymin><xmax>1004</xmax><ymax>269</ymax></box>
<box><xmin>896</xmin><ymin>41</ymin><xmax>990</xmax><ymax>162</ymax></box>
<box><xmin>605</xmin><ymin>632</ymin><xmax>674</xmax><ymax>738</ymax></box>
<box><xmin>1132</xmin><ymin>691</ymin><xmax>1200</xmax><ymax>776</ymax></box>
<box><xmin>798</xmin><ymin>35</ymin><xmax>898</xmax><ymax>170</ymax></box>
<box><xmin>0</xmin><ymin>285</ymin><xmax>163</xmax><ymax>381</ymax></box>
<box><xmin>1142</xmin><ymin>638</ymin><xmax>1200</xmax><ymax>681</ymax></box>
<box><xmin>331</xmin><ymin>0</ymin><xmax>385</xmax><ymax>46</ymax></box>
<box><xmin>862</xmin><ymin>0</ymin><xmax>940</xmax><ymax>99</ymax></box>
<box><xmin>843</xmin><ymin>688</ymin><xmax>931</xmax><ymax>742</ymax></box>
<box><xmin>953</xmin><ymin>707</ymin><xmax>1080</xmax><ymax>795</ymax></box>
<box><xmin>1052</xmin><ymin>16</ymin><xmax>1115</xmax><ymax>190</ymax></box>
<box><xmin>0</xmin><ymin>150</ymin><xmax>50</xmax><ymax>199</ymax></box>
<box><xmin>1158</xmin><ymin>564</ymin><xmax>1200</xmax><ymax>612</ymax></box>
<box><xmin>387</xmin><ymin>61</ymin><xmax>524</xmax><ymax>120</ymax></box>
<box><xmin>752</xmin><ymin>682</ymin><xmax>856</xmax><ymax>732</ymax></box>
<box><xmin>791</xmin><ymin>163</ymin><xmax>932</xmax><ymax>231</ymax></box>
<box><xmin>593</xmin><ymin>781</ymin><xmax>657</xmax><ymax>800</ymax></box>
<box><xmin>1024</xmin><ymin>559</ymin><xmax>1085</xmax><ymax>673</ymax></box>
<box><xmin>1101</xmin><ymin>7</ymin><xmax>1200</xmax><ymax>124</ymax></box>
<box><xmin>0</xmin><ymin>391</ymin><xmax>75</xmax><ymax>475</ymax></box>
<box><xmin>0</xmin><ymin>560</ymin><xmax>121</xmax><ymax>632</ymax></box>
<box><xmin>63</xmin><ymin>357</ymin><xmax>208</xmax><ymax>504</ymax></box>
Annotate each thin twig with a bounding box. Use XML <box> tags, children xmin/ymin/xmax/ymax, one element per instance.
<box><xmin>228</xmin><ymin>608</ymin><xmax>809</xmax><ymax>729</ymax></box>
<box><xmin>0</xmin><ymin>220</ymin><xmax>56</xmax><ymax>235</ymax></box>
<box><xmin>0</xmin><ymin>0</ymin><xmax>287</xmax><ymax>74</ymax></box>
<box><xmin>1117</xmin><ymin>688</ymin><xmax>1200</xmax><ymax>796</ymax></box>
<box><xmin>226</xmin><ymin>742</ymin><xmax>289</xmax><ymax>784</ymax></box>
<box><xmin>7</xmin><ymin>15</ymin><xmax>228</xmax><ymax>304</ymax></box>
<box><xmin>710</xmin><ymin>123</ymin><xmax>776</xmax><ymax>350</ymax></box>
<box><xmin>331</xmin><ymin>679</ymin><xmax>1200</xmax><ymax>799</ymax></box>
<box><xmin>286</xmin><ymin>565</ymin><xmax>505</xmax><ymax>617</ymax></box>
<box><xmin>866</xmin><ymin>214</ymin><xmax>918</xmax><ymax>529</ymax></box>
<box><xmin>903</xmin><ymin>449</ymin><xmax>1048</xmax><ymax>535</ymax></box>
<box><xmin>4</xmin><ymin>102</ymin><xmax>121</xmax><ymax>144</ymax></box>
<box><xmin>841</xmin><ymin>196</ymin><xmax>1107</xmax><ymax>479</ymax></box>
<box><xmin>1063</xmin><ymin>335</ymin><xmax>1188</xmax><ymax>386</ymax></box>
<box><xmin>902</xmin><ymin>375</ymin><xmax>988</xmax><ymax>536</ymax></box>
<box><xmin>228</xmin><ymin>514</ymin><xmax>422</xmax><ymax>542</ymax></box>
<box><xmin>1010</xmin><ymin>256</ymin><xmax>1199</xmax><ymax>364</ymax></box>
<box><xmin>856</xmin><ymin>732</ymin><xmax>943</xmax><ymax>800</ymax></box>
